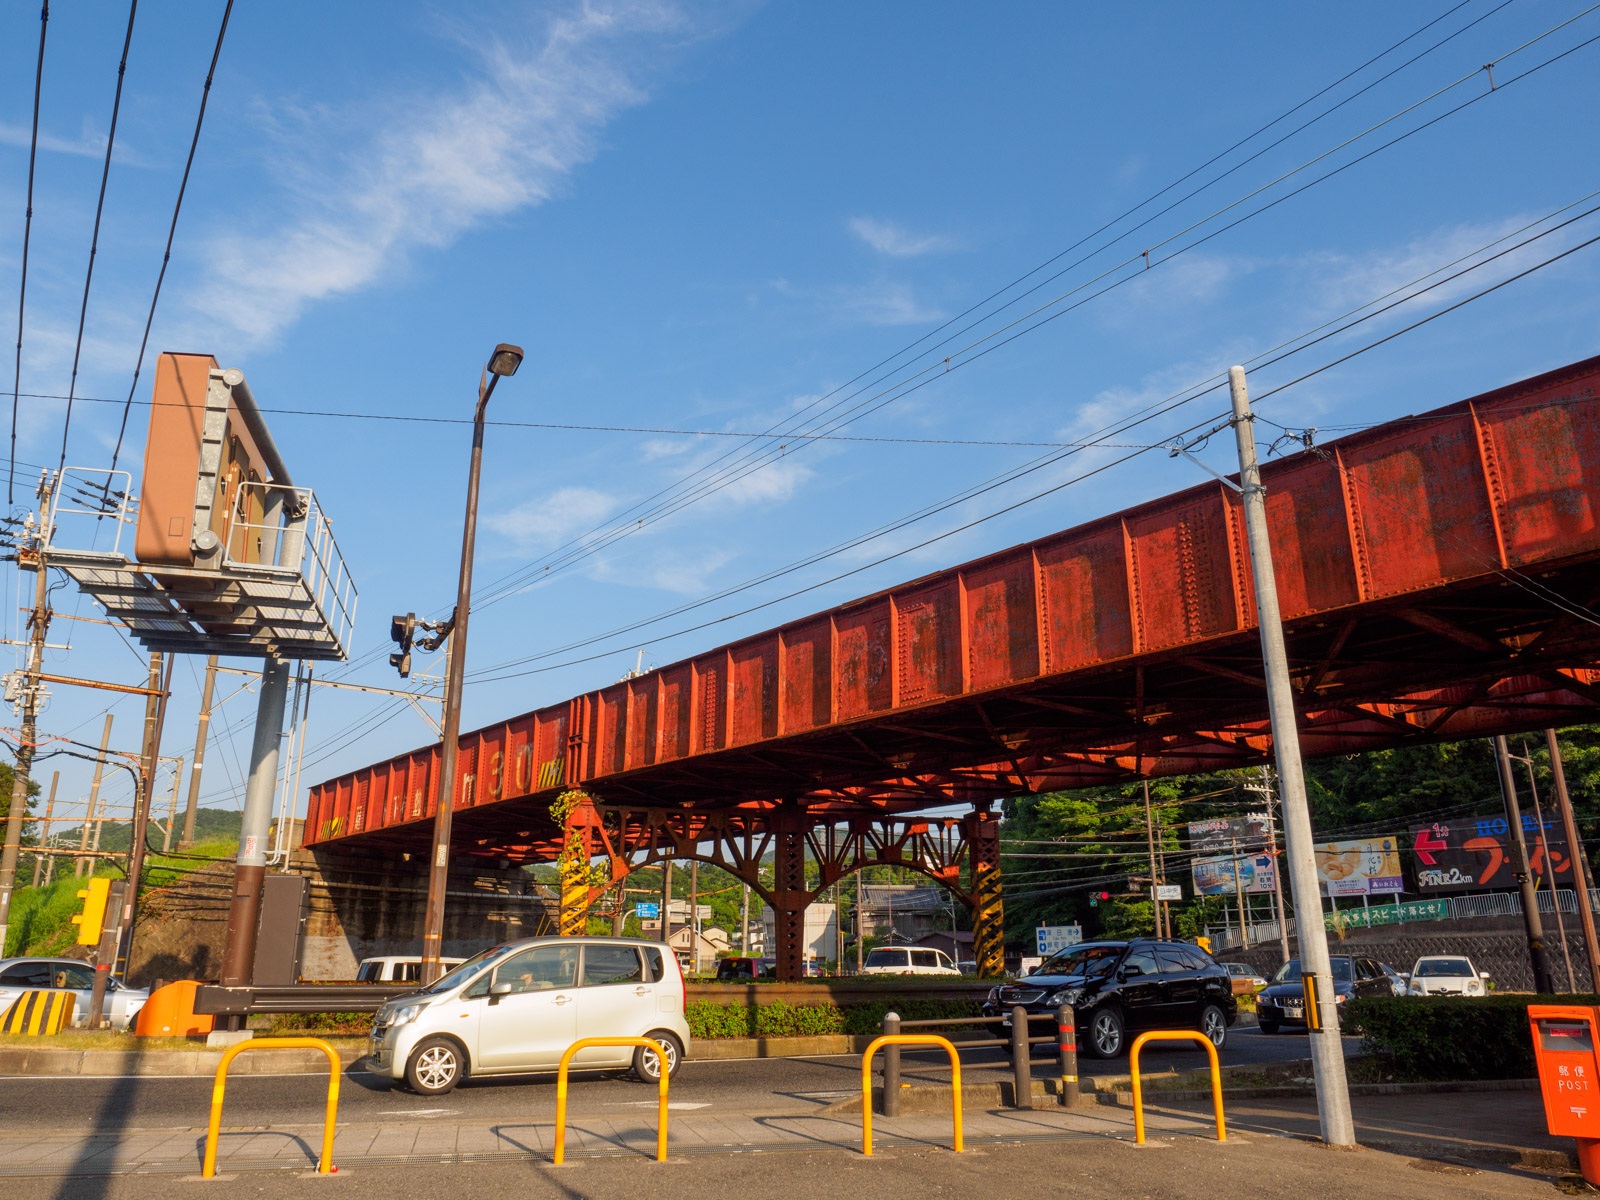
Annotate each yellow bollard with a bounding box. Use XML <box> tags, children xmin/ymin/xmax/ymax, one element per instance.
<box><xmin>202</xmin><ymin>1037</ymin><xmax>341</xmax><ymax>1178</ymax></box>
<box><xmin>553</xmin><ymin>1037</ymin><xmax>670</xmax><ymax>1165</ymax></box>
<box><xmin>1128</xmin><ymin>1030</ymin><xmax>1226</xmax><ymax>1146</ymax></box>
<box><xmin>860</xmin><ymin>1034</ymin><xmax>963</xmax><ymax>1156</ymax></box>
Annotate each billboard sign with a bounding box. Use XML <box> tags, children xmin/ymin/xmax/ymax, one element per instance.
<box><xmin>1411</xmin><ymin>814</ymin><xmax>1572</xmax><ymax>892</ymax></box>
<box><xmin>1187</xmin><ymin>814</ymin><xmax>1271</xmax><ymax>851</ymax></box>
<box><xmin>1154</xmin><ymin>884</ymin><xmax>1183</xmax><ymax>901</ymax></box>
<box><xmin>1192</xmin><ymin>853</ymin><xmax>1276</xmax><ymax>895</ymax></box>
<box><xmin>1314</xmin><ymin>837</ymin><xmax>1405</xmax><ymax>897</ymax></box>
<box><xmin>1036</xmin><ymin>924</ymin><xmax>1084</xmax><ymax>957</ymax></box>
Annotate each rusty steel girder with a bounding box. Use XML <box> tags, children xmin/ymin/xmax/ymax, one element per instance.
<box><xmin>305</xmin><ymin>356</ymin><xmax>1600</xmax><ymax>880</ymax></box>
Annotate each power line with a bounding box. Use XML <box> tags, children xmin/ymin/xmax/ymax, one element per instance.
<box><xmin>55</xmin><ymin>0</ymin><xmax>138</xmax><ymax>479</ymax></box>
<box><xmin>105</xmin><ymin>0</ymin><xmax>234</xmax><ymax>481</ymax></box>
<box><xmin>8</xmin><ymin>0</ymin><xmax>49</xmax><ymax>507</ymax></box>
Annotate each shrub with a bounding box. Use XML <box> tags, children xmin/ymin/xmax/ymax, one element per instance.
<box><xmin>1346</xmin><ymin>993</ymin><xmax>1599</xmax><ymax>1081</ymax></box>
<box><xmin>686</xmin><ymin>997</ymin><xmax>982</xmax><ymax>1040</ymax></box>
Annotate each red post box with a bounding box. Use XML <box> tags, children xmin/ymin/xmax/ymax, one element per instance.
<box><xmin>1529</xmin><ymin>1004</ymin><xmax>1600</xmax><ymax>1183</ymax></box>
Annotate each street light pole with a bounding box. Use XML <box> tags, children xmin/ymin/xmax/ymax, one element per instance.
<box><xmin>1227</xmin><ymin>365</ymin><xmax>1354</xmax><ymax>1147</ymax></box>
<box><xmin>419</xmin><ymin>344</ymin><xmax>523</xmax><ymax>985</ymax></box>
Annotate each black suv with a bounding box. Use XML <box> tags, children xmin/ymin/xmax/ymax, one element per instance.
<box><xmin>982</xmin><ymin>938</ymin><xmax>1237</xmax><ymax>1059</ymax></box>
<box><xmin>1255</xmin><ymin>955</ymin><xmax>1393</xmax><ymax>1033</ymax></box>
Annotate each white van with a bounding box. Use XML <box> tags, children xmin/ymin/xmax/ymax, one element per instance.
<box><xmin>356</xmin><ymin>956</ymin><xmax>465</xmax><ymax>983</ymax></box>
<box><xmin>368</xmin><ymin>937</ymin><xmax>691</xmax><ymax>1095</ymax></box>
<box><xmin>859</xmin><ymin>946</ymin><xmax>961</xmax><ymax>975</ymax></box>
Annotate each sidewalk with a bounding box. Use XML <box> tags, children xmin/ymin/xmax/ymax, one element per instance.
<box><xmin>0</xmin><ymin>1088</ymin><xmax>1573</xmax><ymax>1179</ymax></box>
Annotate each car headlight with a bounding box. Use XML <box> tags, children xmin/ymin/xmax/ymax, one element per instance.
<box><xmin>986</xmin><ymin>986</ymin><xmax>1001</xmax><ymax>1004</ymax></box>
<box><xmin>1466</xmin><ymin>980</ymin><xmax>1482</xmax><ymax>994</ymax></box>
<box><xmin>1335</xmin><ymin>992</ymin><xmax>1347</xmax><ymax>1003</ymax></box>
<box><xmin>386</xmin><ymin>1002</ymin><xmax>425</xmax><ymax>1026</ymax></box>
<box><xmin>1044</xmin><ymin>987</ymin><xmax>1085</xmax><ymax>1007</ymax></box>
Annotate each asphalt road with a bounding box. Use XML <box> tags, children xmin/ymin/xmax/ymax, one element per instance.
<box><xmin>0</xmin><ymin>1028</ymin><xmax>1357</xmax><ymax>1134</ymax></box>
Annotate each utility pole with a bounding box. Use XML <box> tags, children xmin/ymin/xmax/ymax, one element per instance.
<box><xmin>856</xmin><ymin>870</ymin><xmax>865</xmax><ymax>972</ymax></box>
<box><xmin>659</xmin><ymin>859</ymin><xmax>673</xmax><ymax>945</ymax></box>
<box><xmin>1548</xmin><ymin>728</ymin><xmax>1600</xmax><ymax>991</ymax></box>
<box><xmin>30</xmin><ymin>771</ymin><xmax>57</xmax><ymax>888</ymax></box>
<box><xmin>1231</xmin><ymin>836</ymin><xmax>1250</xmax><ymax>950</ymax></box>
<box><xmin>1520</xmin><ymin>743</ymin><xmax>1574</xmax><ymax>992</ymax></box>
<box><xmin>75</xmin><ymin>715</ymin><xmax>113</xmax><ymax>878</ymax></box>
<box><xmin>181</xmin><ymin>655</ymin><xmax>217</xmax><ymax>849</ymax></box>
<box><xmin>690</xmin><ymin>859</ymin><xmax>700</xmax><ymax>974</ymax></box>
<box><xmin>740</xmin><ymin>881</ymin><xmax>750</xmax><ymax>953</ymax></box>
<box><xmin>0</xmin><ymin>481</ymin><xmax>53</xmax><ymax>955</ymax></box>
<box><xmin>1494</xmin><ymin>734</ymin><xmax>1554</xmax><ymax>993</ymax></box>
<box><xmin>1227</xmin><ymin>365</ymin><xmax>1354</xmax><ymax>1146</ymax></box>
<box><xmin>1143</xmin><ymin>781</ymin><xmax>1162</xmax><ymax>938</ymax></box>
<box><xmin>111</xmin><ymin>652</ymin><xmax>168</xmax><ymax>982</ymax></box>
<box><xmin>161</xmin><ymin>758</ymin><xmax>181</xmax><ymax>854</ymax></box>
<box><xmin>218</xmin><ymin>656</ymin><xmax>292</xmax><ymax>1015</ymax></box>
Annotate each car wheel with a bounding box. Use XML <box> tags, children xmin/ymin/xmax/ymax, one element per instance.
<box><xmin>405</xmin><ymin>1037</ymin><xmax>466</xmax><ymax>1095</ymax></box>
<box><xmin>633</xmin><ymin>1032</ymin><xmax>683</xmax><ymax>1083</ymax></box>
<box><xmin>1086</xmin><ymin>1006</ymin><xmax>1125</xmax><ymax>1059</ymax></box>
<box><xmin>1258</xmin><ymin>1020</ymin><xmax>1279</xmax><ymax>1034</ymax></box>
<box><xmin>1200</xmin><ymin>1004</ymin><xmax>1228</xmax><ymax>1051</ymax></box>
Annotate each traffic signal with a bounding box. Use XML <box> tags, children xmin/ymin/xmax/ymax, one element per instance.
<box><xmin>390</xmin><ymin>612</ymin><xmax>417</xmax><ymax>678</ymax></box>
<box><xmin>1087</xmin><ymin>890</ymin><xmax>1111</xmax><ymax>908</ymax></box>
<box><xmin>73</xmin><ymin>877</ymin><xmax>111</xmax><ymax>945</ymax></box>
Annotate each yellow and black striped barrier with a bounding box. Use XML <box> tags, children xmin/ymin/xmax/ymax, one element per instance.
<box><xmin>1</xmin><ymin>989</ymin><xmax>77</xmax><ymax>1035</ymax></box>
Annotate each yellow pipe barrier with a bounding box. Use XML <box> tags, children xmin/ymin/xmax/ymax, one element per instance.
<box><xmin>202</xmin><ymin>1037</ymin><xmax>341</xmax><ymax>1178</ymax></box>
<box><xmin>1128</xmin><ymin>1030</ymin><xmax>1226</xmax><ymax>1146</ymax></box>
<box><xmin>553</xmin><ymin>1037</ymin><xmax>669</xmax><ymax>1165</ymax></box>
<box><xmin>860</xmin><ymin>1034</ymin><xmax>963</xmax><ymax>1156</ymax></box>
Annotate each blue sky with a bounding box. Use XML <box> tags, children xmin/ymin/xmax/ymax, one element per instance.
<box><xmin>2</xmin><ymin>1</ymin><xmax>1599</xmax><ymax>838</ymax></box>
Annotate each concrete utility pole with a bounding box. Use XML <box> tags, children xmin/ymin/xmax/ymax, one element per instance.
<box><xmin>0</xmin><ymin>493</ymin><xmax>52</xmax><ymax>955</ymax></box>
<box><xmin>30</xmin><ymin>771</ymin><xmax>57</xmax><ymax>888</ymax></box>
<box><xmin>1495</xmin><ymin>734</ymin><xmax>1555</xmax><ymax>993</ymax></box>
<box><xmin>75</xmin><ymin>715</ymin><xmax>113</xmax><ymax>878</ymax></box>
<box><xmin>1265</xmin><ymin>770</ymin><xmax>1292</xmax><ymax>967</ymax></box>
<box><xmin>218</xmin><ymin>656</ymin><xmax>292</xmax><ymax>1010</ymax></box>
<box><xmin>1548</xmin><ymin>729</ymin><xmax>1600</xmax><ymax>991</ymax></box>
<box><xmin>1143</xmin><ymin>781</ymin><xmax>1162</xmax><ymax>938</ymax></box>
<box><xmin>1227</xmin><ymin>365</ymin><xmax>1354</xmax><ymax>1146</ymax></box>
<box><xmin>740</xmin><ymin>881</ymin><xmax>750</xmax><ymax>953</ymax></box>
<box><xmin>161</xmin><ymin>761</ymin><xmax>181</xmax><ymax>854</ymax></box>
<box><xmin>110</xmin><ymin>652</ymin><xmax>169</xmax><ymax>982</ymax></box>
<box><xmin>181</xmin><ymin>655</ymin><xmax>217</xmax><ymax>849</ymax></box>
<box><xmin>1231</xmin><ymin>836</ymin><xmax>1250</xmax><ymax>950</ymax></box>
<box><xmin>1519</xmin><ymin>744</ymin><xmax>1574</xmax><ymax>992</ymax></box>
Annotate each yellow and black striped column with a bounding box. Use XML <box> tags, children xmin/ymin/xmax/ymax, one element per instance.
<box><xmin>1</xmin><ymin>989</ymin><xmax>76</xmax><ymax>1035</ymax></box>
<box><xmin>557</xmin><ymin>792</ymin><xmax>600</xmax><ymax>937</ymax></box>
<box><xmin>965</xmin><ymin>810</ymin><xmax>1005</xmax><ymax>978</ymax></box>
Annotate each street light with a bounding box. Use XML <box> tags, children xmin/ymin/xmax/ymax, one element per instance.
<box><xmin>418</xmin><ymin>343</ymin><xmax>524</xmax><ymax>985</ymax></box>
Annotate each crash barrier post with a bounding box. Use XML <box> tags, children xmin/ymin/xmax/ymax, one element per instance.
<box><xmin>893</xmin><ymin>1009</ymin><xmax>1058</xmax><ymax>1109</ymax></box>
<box><xmin>202</xmin><ymin>1037</ymin><xmax>340</xmax><ymax>1177</ymax></box>
<box><xmin>1057</xmin><ymin>1002</ymin><xmax>1079</xmax><ymax>1107</ymax></box>
<box><xmin>1</xmin><ymin>989</ymin><xmax>76</xmax><ymax>1035</ymax></box>
<box><xmin>1011</xmin><ymin>1005</ymin><xmax>1032</xmax><ymax>1109</ymax></box>
<box><xmin>1128</xmin><ymin>1030</ymin><xmax>1226</xmax><ymax>1146</ymax></box>
<box><xmin>861</xmin><ymin>1035</ymin><xmax>963</xmax><ymax>1156</ymax></box>
<box><xmin>553</xmin><ymin>1037</ymin><xmax>669</xmax><ymax>1165</ymax></box>
<box><xmin>882</xmin><ymin>1012</ymin><xmax>901</xmax><ymax>1117</ymax></box>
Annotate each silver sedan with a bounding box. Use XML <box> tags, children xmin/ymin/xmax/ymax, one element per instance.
<box><xmin>0</xmin><ymin>957</ymin><xmax>149</xmax><ymax>1030</ymax></box>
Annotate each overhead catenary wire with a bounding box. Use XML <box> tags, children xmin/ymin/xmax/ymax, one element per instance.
<box><xmin>105</xmin><ymin>0</ymin><xmax>234</xmax><ymax>482</ymax></box>
<box><xmin>55</xmin><ymin>1</ymin><xmax>138</xmax><ymax>479</ymax></box>
<box><xmin>8</xmin><ymin>0</ymin><xmax>49</xmax><ymax>507</ymax></box>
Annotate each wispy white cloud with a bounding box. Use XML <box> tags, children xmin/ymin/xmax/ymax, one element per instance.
<box><xmin>848</xmin><ymin>216</ymin><xmax>951</xmax><ymax>257</ymax></box>
<box><xmin>769</xmin><ymin>278</ymin><xmax>944</xmax><ymax>327</ymax></box>
<box><xmin>488</xmin><ymin>485</ymin><xmax>618</xmax><ymax>549</ymax></box>
<box><xmin>191</xmin><ymin>1</ymin><xmax>710</xmax><ymax>344</ymax></box>
<box><xmin>0</xmin><ymin>117</ymin><xmax>153</xmax><ymax>167</ymax></box>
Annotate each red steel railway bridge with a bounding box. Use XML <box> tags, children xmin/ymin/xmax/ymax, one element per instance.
<box><xmin>304</xmin><ymin>355</ymin><xmax>1600</xmax><ymax>979</ymax></box>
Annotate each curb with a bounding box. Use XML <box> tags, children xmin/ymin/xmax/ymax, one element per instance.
<box><xmin>0</xmin><ymin>1045</ymin><xmax>370</xmax><ymax>1077</ymax></box>
<box><xmin>1099</xmin><ymin>1077</ymin><xmax>1540</xmax><ymax>1104</ymax></box>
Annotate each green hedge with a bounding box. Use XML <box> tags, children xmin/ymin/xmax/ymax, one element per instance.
<box><xmin>687</xmin><ymin>997</ymin><xmax>983</xmax><ymax>1040</ymax></box>
<box><xmin>1347</xmin><ymin>993</ymin><xmax>1599</xmax><ymax>1081</ymax></box>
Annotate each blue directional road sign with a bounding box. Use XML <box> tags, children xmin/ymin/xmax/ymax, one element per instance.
<box><xmin>634</xmin><ymin>902</ymin><xmax>660</xmax><ymax>920</ymax></box>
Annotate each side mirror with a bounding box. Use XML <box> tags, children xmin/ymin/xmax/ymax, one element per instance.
<box><xmin>1121</xmin><ymin>964</ymin><xmax>1142</xmax><ymax>978</ymax></box>
<box><xmin>489</xmin><ymin>981</ymin><xmax>513</xmax><ymax>1001</ymax></box>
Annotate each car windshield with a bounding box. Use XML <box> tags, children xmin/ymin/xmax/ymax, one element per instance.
<box><xmin>424</xmin><ymin>944</ymin><xmax>517</xmax><ymax>994</ymax></box>
<box><xmin>1273</xmin><ymin>958</ymin><xmax>1354</xmax><ymax>983</ymax></box>
<box><xmin>1037</xmin><ymin>945</ymin><xmax>1122</xmax><ymax>978</ymax></box>
<box><xmin>1415</xmin><ymin>959</ymin><xmax>1474</xmax><ymax>977</ymax></box>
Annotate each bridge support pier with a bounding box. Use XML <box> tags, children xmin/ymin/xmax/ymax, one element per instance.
<box><xmin>559</xmin><ymin>794</ymin><xmax>602</xmax><ymax>938</ymax></box>
<box><xmin>964</xmin><ymin>809</ymin><xmax>1005</xmax><ymax>978</ymax></box>
<box><xmin>771</xmin><ymin>813</ymin><xmax>809</xmax><ymax>982</ymax></box>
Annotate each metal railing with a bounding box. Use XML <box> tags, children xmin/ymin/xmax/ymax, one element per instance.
<box><xmin>877</xmin><ymin>1004</ymin><xmax>1075</xmax><ymax>1115</ymax></box>
<box><xmin>553</xmin><ymin>1037</ymin><xmax>669</xmax><ymax>1165</ymax></box>
<box><xmin>45</xmin><ymin>467</ymin><xmax>136</xmax><ymax>555</ymax></box>
<box><xmin>234</xmin><ymin>481</ymin><xmax>357</xmax><ymax>652</ymax></box>
<box><xmin>1128</xmin><ymin>1030</ymin><xmax>1225</xmax><ymax>1146</ymax></box>
<box><xmin>203</xmin><ymin>1037</ymin><xmax>340</xmax><ymax>1177</ymax></box>
<box><xmin>861</xmin><ymin>1035</ymin><xmax>963</xmax><ymax>1156</ymax></box>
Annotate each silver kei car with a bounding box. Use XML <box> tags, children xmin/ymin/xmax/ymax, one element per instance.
<box><xmin>368</xmin><ymin>936</ymin><xmax>691</xmax><ymax>1096</ymax></box>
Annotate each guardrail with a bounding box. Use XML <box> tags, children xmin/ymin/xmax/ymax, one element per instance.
<box><xmin>202</xmin><ymin>1037</ymin><xmax>340</xmax><ymax>1177</ymax></box>
<box><xmin>876</xmin><ymin>1004</ymin><xmax>1074</xmax><ymax>1115</ymax></box>
<box><xmin>194</xmin><ymin>984</ymin><xmax>417</xmax><ymax>1016</ymax></box>
<box><xmin>1128</xmin><ymin>1031</ymin><xmax>1225</xmax><ymax>1146</ymax></box>
<box><xmin>553</xmin><ymin>1038</ymin><xmax>669</xmax><ymax>1165</ymax></box>
<box><xmin>861</xmin><ymin>1035</ymin><xmax>963</xmax><ymax>1157</ymax></box>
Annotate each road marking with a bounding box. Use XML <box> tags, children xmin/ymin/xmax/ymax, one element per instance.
<box><xmin>615</xmin><ymin>1101</ymin><xmax>710</xmax><ymax>1110</ymax></box>
<box><xmin>376</xmin><ymin>1108</ymin><xmax>460</xmax><ymax>1117</ymax></box>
